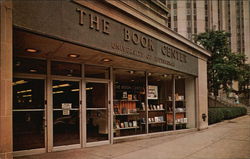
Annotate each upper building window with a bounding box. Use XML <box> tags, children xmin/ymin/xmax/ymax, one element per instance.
<box><xmin>167</xmin><ymin>4</ymin><xmax>171</xmax><ymax>9</ymax></box>
<box><xmin>186</xmin><ymin>3</ymin><xmax>191</xmax><ymax>8</ymax></box>
<box><xmin>173</xmin><ymin>3</ymin><xmax>177</xmax><ymax>9</ymax></box>
<box><xmin>193</xmin><ymin>9</ymin><xmax>197</xmax><ymax>15</ymax></box>
<box><xmin>186</xmin><ymin>9</ymin><xmax>191</xmax><ymax>15</ymax></box>
<box><xmin>174</xmin><ymin>9</ymin><xmax>177</xmax><ymax>16</ymax></box>
<box><xmin>193</xmin><ymin>1</ymin><xmax>196</xmax><ymax>8</ymax></box>
<box><xmin>174</xmin><ymin>16</ymin><xmax>178</xmax><ymax>21</ymax></box>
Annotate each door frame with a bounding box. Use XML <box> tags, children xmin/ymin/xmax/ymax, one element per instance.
<box><xmin>50</xmin><ymin>76</ymin><xmax>82</xmax><ymax>152</ymax></box>
<box><xmin>84</xmin><ymin>78</ymin><xmax>112</xmax><ymax>147</ymax></box>
<box><xmin>12</xmin><ymin>74</ymin><xmax>47</xmax><ymax>157</ymax></box>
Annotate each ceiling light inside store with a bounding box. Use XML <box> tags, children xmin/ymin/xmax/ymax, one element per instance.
<box><xmin>129</xmin><ymin>70</ymin><xmax>135</xmax><ymax>74</ymax></box>
<box><xmin>53</xmin><ymin>91</ymin><xmax>64</xmax><ymax>94</ymax></box>
<box><xmin>17</xmin><ymin>89</ymin><xmax>32</xmax><ymax>94</ymax></box>
<box><xmin>22</xmin><ymin>94</ymin><xmax>32</xmax><ymax>97</ymax></box>
<box><xmin>177</xmin><ymin>76</ymin><xmax>182</xmax><ymax>79</ymax></box>
<box><xmin>29</xmin><ymin>69</ymin><xmax>37</xmax><ymax>73</ymax></box>
<box><xmin>71</xmin><ymin>89</ymin><xmax>79</xmax><ymax>92</ymax></box>
<box><xmin>15</xmin><ymin>61</ymin><xmax>21</xmax><ymax>67</ymax></box>
<box><xmin>53</xmin><ymin>84</ymin><xmax>70</xmax><ymax>89</ymax></box>
<box><xmin>148</xmin><ymin>72</ymin><xmax>152</xmax><ymax>76</ymax></box>
<box><xmin>25</xmin><ymin>48</ymin><xmax>39</xmax><ymax>53</ymax></box>
<box><xmin>163</xmin><ymin>74</ymin><xmax>168</xmax><ymax>78</ymax></box>
<box><xmin>131</xmin><ymin>79</ymin><xmax>135</xmax><ymax>82</ymax></box>
<box><xmin>68</xmin><ymin>54</ymin><xmax>80</xmax><ymax>58</ymax></box>
<box><xmin>86</xmin><ymin>87</ymin><xmax>93</xmax><ymax>90</ymax></box>
<box><xmin>102</xmin><ymin>58</ymin><xmax>112</xmax><ymax>62</ymax></box>
<box><xmin>13</xmin><ymin>80</ymin><xmax>27</xmax><ymax>86</ymax></box>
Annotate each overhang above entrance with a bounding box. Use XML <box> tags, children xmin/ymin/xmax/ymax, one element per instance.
<box><xmin>13</xmin><ymin>29</ymin><xmax>191</xmax><ymax>78</ymax></box>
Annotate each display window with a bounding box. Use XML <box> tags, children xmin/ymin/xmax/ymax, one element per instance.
<box><xmin>147</xmin><ymin>73</ymin><xmax>173</xmax><ymax>132</ymax></box>
<box><xmin>113</xmin><ymin>69</ymin><xmax>194</xmax><ymax>137</ymax></box>
<box><xmin>174</xmin><ymin>78</ymin><xmax>187</xmax><ymax>130</ymax></box>
<box><xmin>113</xmin><ymin>69</ymin><xmax>146</xmax><ymax>137</ymax></box>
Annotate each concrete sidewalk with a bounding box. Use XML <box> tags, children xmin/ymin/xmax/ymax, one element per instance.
<box><xmin>16</xmin><ymin>115</ymin><xmax>250</xmax><ymax>159</ymax></box>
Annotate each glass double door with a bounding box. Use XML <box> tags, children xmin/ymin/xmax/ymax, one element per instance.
<box><xmin>13</xmin><ymin>78</ymin><xmax>110</xmax><ymax>152</ymax></box>
<box><xmin>52</xmin><ymin>80</ymin><xmax>110</xmax><ymax>146</ymax></box>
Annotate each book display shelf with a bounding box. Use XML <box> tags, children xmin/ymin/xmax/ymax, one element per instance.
<box><xmin>113</xmin><ymin>69</ymin><xmax>146</xmax><ymax>137</ymax></box>
<box><xmin>113</xmin><ymin>70</ymin><xmax>189</xmax><ymax>137</ymax></box>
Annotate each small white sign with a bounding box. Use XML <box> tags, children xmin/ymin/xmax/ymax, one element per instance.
<box><xmin>62</xmin><ymin>103</ymin><xmax>72</xmax><ymax>115</ymax></box>
<box><xmin>148</xmin><ymin>85</ymin><xmax>158</xmax><ymax>100</ymax></box>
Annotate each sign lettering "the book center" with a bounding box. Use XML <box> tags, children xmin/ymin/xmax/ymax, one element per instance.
<box><xmin>76</xmin><ymin>8</ymin><xmax>187</xmax><ymax>64</ymax></box>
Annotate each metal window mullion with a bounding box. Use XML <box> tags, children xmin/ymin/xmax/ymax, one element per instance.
<box><xmin>46</xmin><ymin>59</ymin><xmax>53</xmax><ymax>152</ymax></box>
<box><xmin>81</xmin><ymin>64</ymin><xmax>86</xmax><ymax>147</ymax></box>
<box><xmin>110</xmin><ymin>67</ymin><xmax>114</xmax><ymax>144</ymax></box>
<box><xmin>145</xmin><ymin>72</ymin><xmax>149</xmax><ymax>134</ymax></box>
<box><xmin>172</xmin><ymin>75</ymin><xmax>176</xmax><ymax>130</ymax></box>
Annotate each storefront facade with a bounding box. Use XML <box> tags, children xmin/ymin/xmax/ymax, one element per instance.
<box><xmin>0</xmin><ymin>1</ymin><xmax>210</xmax><ymax>158</ymax></box>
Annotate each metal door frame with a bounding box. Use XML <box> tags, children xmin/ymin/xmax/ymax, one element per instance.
<box><xmin>50</xmin><ymin>77</ymin><xmax>82</xmax><ymax>152</ymax></box>
<box><xmin>84</xmin><ymin>78</ymin><xmax>112</xmax><ymax>147</ymax></box>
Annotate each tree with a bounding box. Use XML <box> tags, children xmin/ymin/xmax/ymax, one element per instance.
<box><xmin>194</xmin><ymin>30</ymin><xmax>247</xmax><ymax>99</ymax></box>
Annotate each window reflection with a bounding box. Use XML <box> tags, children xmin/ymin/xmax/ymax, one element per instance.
<box><xmin>52</xmin><ymin>80</ymin><xmax>80</xmax><ymax>108</ymax></box>
<box><xmin>51</xmin><ymin>61</ymin><xmax>81</xmax><ymax>77</ymax></box>
<box><xmin>13</xmin><ymin>78</ymin><xmax>44</xmax><ymax>109</ymax></box>
<box><xmin>13</xmin><ymin>57</ymin><xmax>47</xmax><ymax>74</ymax></box>
<box><xmin>13</xmin><ymin>78</ymin><xmax>45</xmax><ymax>151</ymax></box>
<box><xmin>85</xmin><ymin>65</ymin><xmax>109</xmax><ymax>79</ymax></box>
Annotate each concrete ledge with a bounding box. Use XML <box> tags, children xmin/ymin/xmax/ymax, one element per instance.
<box><xmin>114</xmin><ymin>128</ymin><xmax>198</xmax><ymax>143</ymax></box>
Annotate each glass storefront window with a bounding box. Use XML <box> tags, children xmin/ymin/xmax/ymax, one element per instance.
<box><xmin>148</xmin><ymin>73</ymin><xmax>173</xmax><ymax>132</ymax></box>
<box><xmin>51</xmin><ymin>61</ymin><xmax>81</xmax><ymax>77</ymax></box>
<box><xmin>14</xmin><ymin>57</ymin><xmax>47</xmax><ymax>74</ymax></box>
<box><xmin>13</xmin><ymin>78</ymin><xmax>45</xmax><ymax>151</ymax></box>
<box><xmin>174</xmin><ymin>78</ymin><xmax>186</xmax><ymax>129</ymax></box>
<box><xmin>113</xmin><ymin>69</ymin><xmax>146</xmax><ymax>137</ymax></box>
<box><xmin>175</xmin><ymin>78</ymin><xmax>188</xmax><ymax>130</ymax></box>
<box><xmin>13</xmin><ymin>78</ymin><xmax>45</xmax><ymax>109</ymax></box>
